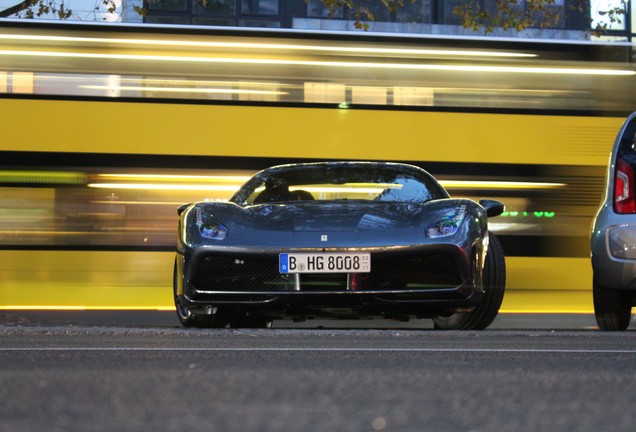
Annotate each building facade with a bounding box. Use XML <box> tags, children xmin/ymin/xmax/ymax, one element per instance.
<box><xmin>0</xmin><ymin>0</ymin><xmax>633</xmax><ymax>40</ymax></box>
<box><xmin>140</xmin><ymin>0</ymin><xmax>632</xmax><ymax>41</ymax></box>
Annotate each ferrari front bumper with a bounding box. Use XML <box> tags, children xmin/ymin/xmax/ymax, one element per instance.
<box><xmin>178</xmin><ymin>242</ymin><xmax>482</xmax><ymax>318</ymax></box>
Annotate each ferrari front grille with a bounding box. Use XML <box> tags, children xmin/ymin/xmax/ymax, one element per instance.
<box><xmin>189</xmin><ymin>253</ymin><xmax>462</xmax><ymax>293</ymax></box>
<box><xmin>366</xmin><ymin>254</ymin><xmax>462</xmax><ymax>290</ymax></box>
<box><xmin>299</xmin><ymin>274</ymin><xmax>348</xmax><ymax>291</ymax></box>
<box><xmin>191</xmin><ymin>256</ymin><xmax>290</xmax><ymax>292</ymax></box>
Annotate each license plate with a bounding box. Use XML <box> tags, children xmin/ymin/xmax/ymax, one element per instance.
<box><xmin>279</xmin><ymin>253</ymin><xmax>371</xmax><ymax>274</ymax></box>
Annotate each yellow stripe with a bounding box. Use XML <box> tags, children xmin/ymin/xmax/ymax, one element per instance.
<box><xmin>505</xmin><ymin>256</ymin><xmax>591</xmax><ymax>292</ymax></box>
<box><xmin>1</xmin><ymin>305</ymin><xmax>175</xmax><ymax>311</ymax></box>
<box><xmin>1</xmin><ymin>98</ymin><xmax>623</xmax><ymax>167</ymax></box>
<box><xmin>0</xmin><ymin>250</ymin><xmax>593</xmax><ymax>312</ymax></box>
<box><xmin>500</xmin><ymin>290</ymin><xmax>593</xmax><ymax>314</ymax></box>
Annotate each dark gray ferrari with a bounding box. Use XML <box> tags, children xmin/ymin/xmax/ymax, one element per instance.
<box><xmin>174</xmin><ymin>161</ymin><xmax>506</xmax><ymax>329</ymax></box>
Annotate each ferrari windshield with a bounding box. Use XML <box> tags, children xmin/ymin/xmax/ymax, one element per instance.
<box><xmin>231</xmin><ymin>163</ymin><xmax>448</xmax><ymax>206</ymax></box>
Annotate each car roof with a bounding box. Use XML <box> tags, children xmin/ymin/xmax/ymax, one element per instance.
<box><xmin>252</xmin><ymin>161</ymin><xmax>431</xmax><ymax>177</ymax></box>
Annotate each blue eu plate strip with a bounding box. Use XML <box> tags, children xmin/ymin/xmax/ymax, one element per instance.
<box><xmin>279</xmin><ymin>253</ymin><xmax>289</xmax><ymax>274</ymax></box>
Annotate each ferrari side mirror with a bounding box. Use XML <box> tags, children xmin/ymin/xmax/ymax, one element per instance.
<box><xmin>479</xmin><ymin>199</ymin><xmax>505</xmax><ymax>218</ymax></box>
<box><xmin>177</xmin><ymin>203</ymin><xmax>191</xmax><ymax>216</ymax></box>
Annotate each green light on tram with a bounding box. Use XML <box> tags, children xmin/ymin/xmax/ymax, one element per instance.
<box><xmin>501</xmin><ymin>210</ymin><xmax>556</xmax><ymax>218</ymax></box>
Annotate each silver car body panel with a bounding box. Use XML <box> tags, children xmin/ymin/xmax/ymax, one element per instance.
<box><xmin>591</xmin><ymin>112</ymin><xmax>636</xmax><ymax>290</ymax></box>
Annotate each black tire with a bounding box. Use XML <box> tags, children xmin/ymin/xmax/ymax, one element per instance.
<box><xmin>433</xmin><ymin>231</ymin><xmax>506</xmax><ymax>330</ymax></box>
<box><xmin>173</xmin><ymin>260</ymin><xmax>228</xmax><ymax>328</ymax></box>
<box><xmin>593</xmin><ymin>280</ymin><xmax>632</xmax><ymax>331</ymax></box>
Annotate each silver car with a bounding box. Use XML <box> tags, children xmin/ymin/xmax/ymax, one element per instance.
<box><xmin>591</xmin><ymin>112</ymin><xmax>636</xmax><ymax>330</ymax></box>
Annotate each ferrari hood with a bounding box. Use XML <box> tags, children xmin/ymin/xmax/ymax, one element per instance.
<box><xmin>256</xmin><ymin>201</ymin><xmax>422</xmax><ymax>231</ymax></box>
<box><xmin>202</xmin><ymin>200</ymin><xmax>463</xmax><ymax>233</ymax></box>
<box><xmin>185</xmin><ymin>199</ymin><xmax>484</xmax><ymax>249</ymax></box>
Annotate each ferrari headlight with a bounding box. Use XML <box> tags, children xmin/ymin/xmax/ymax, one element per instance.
<box><xmin>199</xmin><ymin>222</ymin><xmax>228</xmax><ymax>240</ymax></box>
<box><xmin>195</xmin><ymin>208</ymin><xmax>228</xmax><ymax>241</ymax></box>
<box><xmin>425</xmin><ymin>205</ymin><xmax>467</xmax><ymax>238</ymax></box>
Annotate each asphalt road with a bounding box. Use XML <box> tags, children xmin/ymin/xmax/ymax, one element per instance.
<box><xmin>1</xmin><ymin>312</ymin><xmax>636</xmax><ymax>432</ymax></box>
<box><xmin>0</xmin><ymin>310</ymin><xmax>603</xmax><ymax>330</ymax></box>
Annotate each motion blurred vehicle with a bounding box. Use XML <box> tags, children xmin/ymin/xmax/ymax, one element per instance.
<box><xmin>174</xmin><ymin>161</ymin><xmax>506</xmax><ymax>330</ymax></box>
<box><xmin>592</xmin><ymin>112</ymin><xmax>636</xmax><ymax>331</ymax></box>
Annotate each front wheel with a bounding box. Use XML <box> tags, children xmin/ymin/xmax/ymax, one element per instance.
<box><xmin>593</xmin><ymin>280</ymin><xmax>632</xmax><ymax>331</ymax></box>
<box><xmin>433</xmin><ymin>232</ymin><xmax>506</xmax><ymax>330</ymax></box>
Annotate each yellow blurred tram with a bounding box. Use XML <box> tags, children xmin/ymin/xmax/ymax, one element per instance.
<box><xmin>1</xmin><ymin>19</ymin><xmax>634</xmax><ymax>314</ymax></box>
